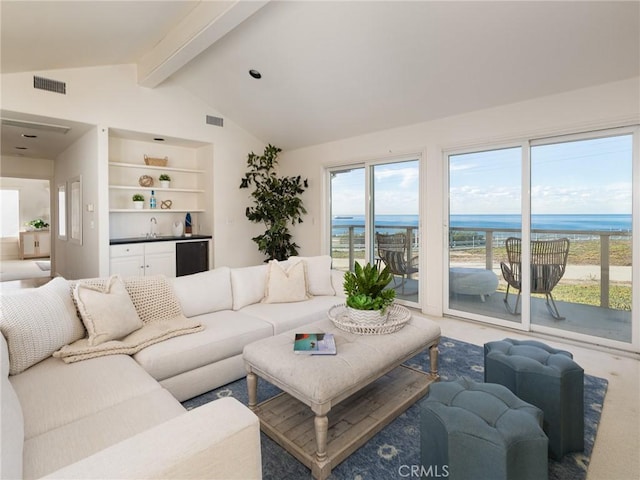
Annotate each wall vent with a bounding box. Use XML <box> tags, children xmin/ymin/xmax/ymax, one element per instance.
<box><xmin>33</xmin><ymin>76</ymin><xmax>66</xmax><ymax>94</ymax></box>
<box><xmin>206</xmin><ymin>115</ymin><xmax>224</xmax><ymax>127</ymax></box>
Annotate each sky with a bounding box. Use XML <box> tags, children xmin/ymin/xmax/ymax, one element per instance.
<box><xmin>331</xmin><ymin>134</ymin><xmax>633</xmax><ymax>217</ymax></box>
<box><xmin>331</xmin><ymin>160</ymin><xmax>419</xmax><ymax>216</ymax></box>
<box><xmin>450</xmin><ymin>134</ymin><xmax>633</xmax><ymax>215</ymax></box>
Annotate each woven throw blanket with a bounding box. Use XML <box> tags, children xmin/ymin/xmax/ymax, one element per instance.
<box><xmin>54</xmin><ymin>275</ymin><xmax>203</xmax><ymax>363</ymax></box>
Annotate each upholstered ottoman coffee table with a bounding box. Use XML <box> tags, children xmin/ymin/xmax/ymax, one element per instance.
<box><xmin>420</xmin><ymin>378</ymin><xmax>548</xmax><ymax>480</ymax></box>
<box><xmin>484</xmin><ymin>338</ymin><xmax>584</xmax><ymax>459</ymax></box>
<box><xmin>243</xmin><ymin>315</ymin><xmax>441</xmax><ymax>480</ymax></box>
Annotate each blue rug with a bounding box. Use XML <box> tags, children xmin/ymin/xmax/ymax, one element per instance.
<box><xmin>183</xmin><ymin>336</ymin><xmax>607</xmax><ymax>479</ymax></box>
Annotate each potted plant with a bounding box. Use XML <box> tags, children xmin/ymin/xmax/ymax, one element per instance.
<box><xmin>26</xmin><ymin>219</ymin><xmax>49</xmax><ymax>230</ymax></box>
<box><xmin>343</xmin><ymin>261</ymin><xmax>396</xmax><ymax>324</ymax></box>
<box><xmin>159</xmin><ymin>174</ymin><xmax>171</xmax><ymax>188</ymax></box>
<box><xmin>132</xmin><ymin>193</ymin><xmax>145</xmax><ymax>209</ymax></box>
<box><xmin>239</xmin><ymin>144</ymin><xmax>308</xmax><ymax>261</ymax></box>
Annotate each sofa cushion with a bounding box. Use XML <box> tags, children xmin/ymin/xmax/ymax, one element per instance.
<box><xmin>74</xmin><ymin>275</ymin><xmax>143</xmax><ymax>346</ymax></box>
<box><xmin>241</xmin><ymin>295</ymin><xmax>342</xmax><ymax>335</ymax></box>
<box><xmin>289</xmin><ymin>255</ymin><xmax>336</xmax><ymax>295</ymax></box>
<box><xmin>1</xmin><ymin>336</ymin><xmax>23</xmax><ymax>480</ymax></box>
<box><xmin>0</xmin><ymin>277</ymin><xmax>85</xmax><ymax>375</ymax></box>
<box><xmin>170</xmin><ymin>267</ymin><xmax>232</xmax><ymax>317</ymax></box>
<box><xmin>134</xmin><ymin>310</ymin><xmax>273</xmax><ymax>382</ymax></box>
<box><xmin>23</xmin><ymin>389</ymin><xmax>183</xmax><ymax>480</ymax></box>
<box><xmin>9</xmin><ymin>354</ymin><xmax>162</xmax><ymax>440</ymax></box>
<box><xmin>263</xmin><ymin>260</ymin><xmax>310</xmax><ymax>304</ymax></box>
<box><xmin>230</xmin><ymin>264</ymin><xmax>269</xmax><ymax>310</ymax></box>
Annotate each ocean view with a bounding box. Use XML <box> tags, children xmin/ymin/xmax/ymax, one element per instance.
<box><xmin>332</xmin><ymin>214</ymin><xmax>632</xmax><ymax>235</ymax></box>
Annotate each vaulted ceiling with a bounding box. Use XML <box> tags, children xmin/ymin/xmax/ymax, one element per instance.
<box><xmin>2</xmin><ymin>1</ymin><xmax>639</xmax><ymax>152</ymax></box>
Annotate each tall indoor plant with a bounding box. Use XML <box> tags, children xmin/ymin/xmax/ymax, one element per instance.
<box><xmin>239</xmin><ymin>144</ymin><xmax>308</xmax><ymax>261</ymax></box>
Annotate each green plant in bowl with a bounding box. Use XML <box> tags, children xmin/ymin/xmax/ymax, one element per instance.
<box><xmin>132</xmin><ymin>193</ymin><xmax>145</xmax><ymax>202</ymax></box>
<box><xmin>159</xmin><ymin>174</ymin><xmax>171</xmax><ymax>181</ymax></box>
<box><xmin>343</xmin><ymin>261</ymin><xmax>395</xmax><ymax>313</ymax></box>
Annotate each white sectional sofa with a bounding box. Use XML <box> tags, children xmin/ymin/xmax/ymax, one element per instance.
<box><xmin>0</xmin><ymin>256</ymin><xmax>346</xmax><ymax>479</ymax></box>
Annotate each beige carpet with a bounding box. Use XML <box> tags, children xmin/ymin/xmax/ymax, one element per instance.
<box><xmin>0</xmin><ymin>259</ymin><xmax>51</xmax><ymax>282</ymax></box>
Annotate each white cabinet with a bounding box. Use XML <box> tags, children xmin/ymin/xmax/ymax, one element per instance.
<box><xmin>19</xmin><ymin>230</ymin><xmax>51</xmax><ymax>259</ymax></box>
<box><xmin>110</xmin><ymin>242</ymin><xmax>176</xmax><ymax>277</ymax></box>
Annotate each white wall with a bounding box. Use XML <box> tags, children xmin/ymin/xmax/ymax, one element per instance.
<box><xmin>1</xmin><ymin>64</ymin><xmax>267</xmax><ymax>273</ymax></box>
<box><xmin>278</xmin><ymin>77</ymin><xmax>640</xmax><ymax>316</ymax></box>
<box><xmin>53</xmin><ymin>128</ymin><xmax>100</xmax><ymax>279</ymax></box>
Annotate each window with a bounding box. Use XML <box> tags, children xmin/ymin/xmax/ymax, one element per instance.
<box><xmin>0</xmin><ymin>189</ymin><xmax>20</xmax><ymax>237</ymax></box>
<box><xmin>58</xmin><ymin>184</ymin><xmax>67</xmax><ymax>240</ymax></box>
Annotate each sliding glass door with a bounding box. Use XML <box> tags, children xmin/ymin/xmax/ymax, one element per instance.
<box><xmin>447</xmin><ymin>128</ymin><xmax>637</xmax><ymax>348</ymax></box>
<box><xmin>372</xmin><ymin>160</ymin><xmax>420</xmax><ymax>304</ymax></box>
<box><xmin>447</xmin><ymin>146</ymin><xmax>523</xmax><ymax>324</ymax></box>
<box><xmin>329</xmin><ymin>157</ymin><xmax>421</xmax><ymax>306</ymax></box>
<box><xmin>329</xmin><ymin>167</ymin><xmax>365</xmax><ymax>272</ymax></box>
<box><xmin>530</xmin><ymin>134</ymin><xmax>633</xmax><ymax>342</ymax></box>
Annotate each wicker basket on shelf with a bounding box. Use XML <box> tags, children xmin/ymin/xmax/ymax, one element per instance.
<box><xmin>144</xmin><ymin>155</ymin><xmax>168</xmax><ymax>167</ymax></box>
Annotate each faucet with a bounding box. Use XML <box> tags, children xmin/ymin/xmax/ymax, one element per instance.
<box><xmin>148</xmin><ymin>217</ymin><xmax>157</xmax><ymax>238</ymax></box>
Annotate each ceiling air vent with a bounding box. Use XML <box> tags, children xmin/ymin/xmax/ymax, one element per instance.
<box><xmin>206</xmin><ymin>115</ymin><xmax>224</xmax><ymax>127</ymax></box>
<box><xmin>33</xmin><ymin>76</ymin><xmax>66</xmax><ymax>94</ymax></box>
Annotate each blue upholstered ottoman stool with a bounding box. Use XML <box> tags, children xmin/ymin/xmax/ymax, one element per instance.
<box><xmin>420</xmin><ymin>378</ymin><xmax>548</xmax><ymax>480</ymax></box>
<box><xmin>484</xmin><ymin>338</ymin><xmax>584</xmax><ymax>460</ymax></box>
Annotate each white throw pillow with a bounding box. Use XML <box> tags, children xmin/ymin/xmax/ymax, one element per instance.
<box><xmin>0</xmin><ymin>277</ymin><xmax>85</xmax><ymax>375</ymax></box>
<box><xmin>74</xmin><ymin>275</ymin><xmax>143</xmax><ymax>346</ymax></box>
<box><xmin>262</xmin><ymin>260</ymin><xmax>311</xmax><ymax>304</ymax></box>
<box><xmin>289</xmin><ymin>255</ymin><xmax>335</xmax><ymax>295</ymax></box>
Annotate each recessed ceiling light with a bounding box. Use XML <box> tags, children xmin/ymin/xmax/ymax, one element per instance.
<box><xmin>153</xmin><ymin>137</ymin><xmax>165</xmax><ymax>142</ymax></box>
<box><xmin>21</xmin><ymin>134</ymin><xmax>38</xmax><ymax>139</ymax></box>
<box><xmin>249</xmin><ymin>69</ymin><xmax>262</xmax><ymax>79</ymax></box>
<box><xmin>15</xmin><ymin>146</ymin><xmax>28</xmax><ymax>150</ymax></box>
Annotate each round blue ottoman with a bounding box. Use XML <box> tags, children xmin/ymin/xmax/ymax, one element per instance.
<box><xmin>420</xmin><ymin>378</ymin><xmax>548</xmax><ymax>480</ymax></box>
<box><xmin>484</xmin><ymin>338</ymin><xmax>584</xmax><ymax>459</ymax></box>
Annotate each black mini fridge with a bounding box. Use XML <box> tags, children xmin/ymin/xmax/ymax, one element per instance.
<box><xmin>176</xmin><ymin>240</ymin><xmax>209</xmax><ymax>276</ymax></box>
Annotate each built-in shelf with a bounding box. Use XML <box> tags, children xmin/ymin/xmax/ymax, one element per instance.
<box><xmin>109</xmin><ymin>209</ymin><xmax>205</xmax><ymax>213</ymax></box>
<box><xmin>109</xmin><ymin>185</ymin><xmax>205</xmax><ymax>193</ymax></box>
<box><xmin>108</xmin><ymin>162</ymin><xmax>205</xmax><ymax>174</ymax></box>
<box><xmin>108</xmin><ymin>130</ymin><xmax>212</xmax><ymax>241</ymax></box>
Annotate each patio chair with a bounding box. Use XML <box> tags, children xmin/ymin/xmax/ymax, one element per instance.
<box><xmin>376</xmin><ymin>232</ymin><xmax>419</xmax><ymax>294</ymax></box>
<box><xmin>500</xmin><ymin>237</ymin><xmax>570</xmax><ymax>320</ymax></box>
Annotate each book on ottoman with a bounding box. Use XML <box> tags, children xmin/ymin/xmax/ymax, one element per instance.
<box><xmin>294</xmin><ymin>333</ymin><xmax>337</xmax><ymax>355</ymax></box>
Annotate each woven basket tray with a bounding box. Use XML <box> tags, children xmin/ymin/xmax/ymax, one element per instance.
<box><xmin>144</xmin><ymin>155</ymin><xmax>168</xmax><ymax>167</ymax></box>
<box><xmin>328</xmin><ymin>304</ymin><xmax>411</xmax><ymax>335</ymax></box>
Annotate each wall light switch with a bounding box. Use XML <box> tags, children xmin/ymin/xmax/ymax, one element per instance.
<box><xmin>86</xmin><ymin>203</ymin><xmax>94</xmax><ymax>212</ymax></box>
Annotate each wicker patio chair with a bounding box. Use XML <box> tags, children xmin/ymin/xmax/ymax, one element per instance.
<box><xmin>500</xmin><ymin>237</ymin><xmax>570</xmax><ymax>320</ymax></box>
<box><xmin>376</xmin><ymin>232</ymin><xmax>419</xmax><ymax>294</ymax></box>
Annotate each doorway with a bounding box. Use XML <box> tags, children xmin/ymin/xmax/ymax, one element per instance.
<box><xmin>0</xmin><ymin>177</ymin><xmax>52</xmax><ymax>283</ymax></box>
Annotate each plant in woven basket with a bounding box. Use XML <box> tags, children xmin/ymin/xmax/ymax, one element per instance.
<box><xmin>343</xmin><ymin>262</ymin><xmax>395</xmax><ymax>314</ymax></box>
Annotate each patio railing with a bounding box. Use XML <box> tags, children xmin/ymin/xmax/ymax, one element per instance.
<box><xmin>332</xmin><ymin>224</ymin><xmax>632</xmax><ymax>309</ymax></box>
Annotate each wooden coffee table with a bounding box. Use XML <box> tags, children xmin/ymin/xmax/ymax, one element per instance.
<box><xmin>243</xmin><ymin>314</ymin><xmax>440</xmax><ymax>479</ymax></box>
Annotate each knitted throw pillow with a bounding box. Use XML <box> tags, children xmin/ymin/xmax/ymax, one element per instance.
<box><xmin>0</xmin><ymin>277</ymin><xmax>85</xmax><ymax>375</ymax></box>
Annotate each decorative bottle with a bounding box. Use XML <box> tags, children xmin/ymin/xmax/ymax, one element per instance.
<box><xmin>149</xmin><ymin>190</ymin><xmax>157</xmax><ymax>209</ymax></box>
<box><xmin>185</xmin><ymin>212</ymin><xmax>192</xmax><ymax>237</ymax></box>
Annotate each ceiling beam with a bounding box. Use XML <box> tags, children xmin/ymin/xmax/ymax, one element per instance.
<box><xmin>137</xmin><ymin>0</ymin><xmax>269</xmax><ymax>88</ymax></box>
